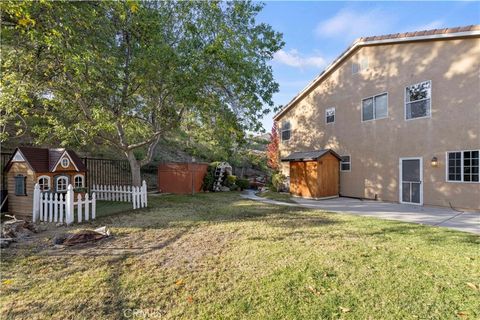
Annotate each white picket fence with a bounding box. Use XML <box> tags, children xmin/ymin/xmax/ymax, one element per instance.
<box><xmin>32</xmin><ymin>184</ymin><xmax>96</xmax><ymax>225</ymax></box>
<box><xmin>91</xmin><ymin>180</ymin><xmax>147</xmax><ymax>209</ymax></box>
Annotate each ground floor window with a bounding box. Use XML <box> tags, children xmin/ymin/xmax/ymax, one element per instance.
<box><xmin>74</xmin><ymin>174</ymin><xmax>84</xmax><ymax>188</ymax></box>
<box><xmin>37</xmin><ymin>176</ymin><xmax>51</xmax><ymax>191</ymax></box>
<box><xmin>15</xmin><ymin>175</ymin><xmax>27</xmax><ymax>196</ymax></box>
<box><xmin>55</xmin><ymin>176</ymin><xmax>69</xmax><ymax>192</ymax></box>
<box><xmin>340</xmin><ymin>155</ymin><xmax>351</xmax><ymax>171</ymax></box>
<box><xmin>447</xmin><ymin>150</ymin><xmax>479</xmax><ymax>182</ymax></box>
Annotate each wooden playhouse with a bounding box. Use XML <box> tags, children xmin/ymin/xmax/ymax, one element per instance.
<box><xmin>4</xmin><ymin>147</ymin><xmax>87</xmax><ymax>217</ymax></box>
<box><xmin>282</xmin><ymin>149</ymin><xmax>341</xmax><ymax>199</ymax></box>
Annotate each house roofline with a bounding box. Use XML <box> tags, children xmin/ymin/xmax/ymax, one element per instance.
<box><xmin>273</xmin><ymin>29</ymin><xmax>480</xmax><ymax>121</ymax></box>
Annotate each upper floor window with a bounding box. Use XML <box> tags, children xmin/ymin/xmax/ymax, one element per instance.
<box><xmin>37</xmin><ymin>176</ymin><xmax>51</xmax><ymax>191</ymax></box>
<box><xmin>447</xmin><ymin>150</ymin><xmax>479</xmax><ymax>183</ymax></box>
<box><xmin>15</xmin><ymin>175</ymin><xmax>27</xmax><ymax>196</ymax></box>
<box><xmin>352</xmin><ymin>58</ymin><xmax>368</xmax><ymax>74</ymax></box>
<box><xmin>340</xmin><ymin>155</ymin><xmax>351</xmax><ymax>172</ymax></box>
<box><xmin>362</xmin><ymin>93</ymin><xmax>388</xmax><ymax>121</ymax></box>
<box><xmin>405</xmin><ymin>80</ymin><xmax>431</xmax><ymax>120</ymax></box>
<box><xmin>281</xmin><ymin>121</ymin><xmax>291</xmax><ymax>142</ymax></box>
<box><xmin>325</xmin><ymin>107</ymin><xmax>335</xmax><ymax>124</ymax></box>
<box><xmin>61</xmin><ymin>157</ymin><xmax>70</xmax><ymax>168</ymax></box>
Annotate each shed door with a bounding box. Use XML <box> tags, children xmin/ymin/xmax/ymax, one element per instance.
<box><xmin>399</xmin><ymin>158</ymin><xmax>423</xmax><ymax>205</ymax></box>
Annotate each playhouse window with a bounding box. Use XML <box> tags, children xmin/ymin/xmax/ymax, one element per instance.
<box><xmin>56</xmin><ymin>176</ymin><xmax>68</xmax><ymax>192</ymax></box>
<box><xmin>61</xmin><ymin>157</ymin><xmax>70</xmax><ymax>168</ymax></box>
<box><xmin>74</xmin><ymin>175</ymin><xmax>84</xmax><ymax>188</ymax></box>
<box><xmin>15</xmin><ymin>175</ymin><xmax>27</xmax><ymax>196</ymax></box>
<box><xmin>37</xmin><ymin>176</ymin><xmax>51</xmax><ymax>191</ymax></box>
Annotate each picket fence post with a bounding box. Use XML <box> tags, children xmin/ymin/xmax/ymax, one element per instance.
<box><xmin>32</xmin><ymin>183</ymin><xmax>40</xmax><ymax>223</ymax></box>
<box><xmin>66</xmin><ymin>184</ymin><xmax>74</xmax><ymax>225</ymax></box>
<box><xmin>142</xmin><ymin>180</ymin><xmax>148</xmax><ymax>208</ymax></box>
<box><xmin>92</xmin><ymin>193</ymin><xmax>96</xmax><ymax>220</ymax></box>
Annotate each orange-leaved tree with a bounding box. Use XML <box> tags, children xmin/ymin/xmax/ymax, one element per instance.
<box><xmin>266</xmin><ymin>122</ymin><xmax>280</xmax><ymax>171</ymax></box>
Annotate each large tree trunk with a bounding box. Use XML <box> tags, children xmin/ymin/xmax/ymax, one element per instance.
<box><xmin>126</xmin><ymin>150</ymin><xmax>142</xmax><ymax>186</ymax></box>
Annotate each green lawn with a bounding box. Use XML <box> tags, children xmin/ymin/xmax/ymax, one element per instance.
<box><xmin>1</xmin><ymin>193</ymin><xmax>479</xmax><ymax>319</ymax></box>
<box><xmin>257</xmin><ymin>190</ymin><xmax>297</xmax><ymax>203</ymax></box>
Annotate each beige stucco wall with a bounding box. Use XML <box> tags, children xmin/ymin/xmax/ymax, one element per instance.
<box><xmin>277</xmin><ymin>37</ymin><xmax>480</xmax><ymax>210</ymax></box>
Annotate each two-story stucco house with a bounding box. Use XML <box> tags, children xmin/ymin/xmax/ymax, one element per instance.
<box><xmin>274</xmin><ymin>25</ymin><xmax>480</xmax><ymax>211</ymax></box>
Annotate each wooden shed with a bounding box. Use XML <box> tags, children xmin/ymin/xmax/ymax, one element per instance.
<box><xmin>282</xmin><ymin>149</ymin><xmax>341</xmax><ymax>199</ymax></box>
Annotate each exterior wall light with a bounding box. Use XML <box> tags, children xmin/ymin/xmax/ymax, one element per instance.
<box><xmin>431</xmin><ymin>156</ymin><xmax>438</xmax><ymax>167</ymax></box>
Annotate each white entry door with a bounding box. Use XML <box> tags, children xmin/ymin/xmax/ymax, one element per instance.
<box><xmin>399</xmin><ymin>157</ymin><xmax>423</xmax><ymax>205</ymax></box>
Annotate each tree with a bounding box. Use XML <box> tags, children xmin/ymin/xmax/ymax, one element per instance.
<box><xmin>1</xmin><ymin>1</ymin><xmax>284</xmax><ymax>185</ymax></box>
<box><xmin>266</xmin><ymin>122</ymin><xmax>280</xmax><ymax>171</ymax></box>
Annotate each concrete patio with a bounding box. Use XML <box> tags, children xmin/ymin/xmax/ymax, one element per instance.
<box><xmin>241</xmin><ymin>190</ymin><xmax>480</xmax><ymax>234</ymax></box>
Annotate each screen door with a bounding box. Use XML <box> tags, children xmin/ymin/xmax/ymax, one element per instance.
<box><xmin>400</xmin><ymin>158</ymin><xmax>422</xmax><ymax>205</ymax></box>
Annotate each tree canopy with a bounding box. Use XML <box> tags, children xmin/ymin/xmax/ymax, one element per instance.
<box><xmin>1</xmin><ymin>1</ymin><xmax>284</xmax><ymax>184</ymax></box>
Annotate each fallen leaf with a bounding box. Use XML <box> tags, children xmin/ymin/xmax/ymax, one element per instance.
<box><xmin>175</xmin><ymin>279</ymin><xmax>184</xmax><ymax>286</ymax></box>
<box><xmin>187</xmin><ymin>296</ymin><xmax>193</xmax><ymax>303</ymax></box>
<box><xmin>306</xmin><ymin>285</ymin><xmax>321</xmax><ymax>296</ymax></box>
<box><xmin>457</xmin><ymin>311</ymin><xmax>468</xmax><ymax>318</ymax></box>
<box><xmin>2</xmin><ymin>279</ymin><xmax>13</xmax><ymax>286</ymax></box>
<box><xmin>466</xmin><ymin>282</ymin><xmax>478</xmax><ymax>290</ymax></box>
<box><xmin>339</xmin><ymin>306</ymin><xmax>351</xmax><ymax>313</ymax></box>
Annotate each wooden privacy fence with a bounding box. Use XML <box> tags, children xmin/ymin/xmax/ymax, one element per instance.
<box><xmin>91</xmin><ymin>180</ymin><xmax>147</xmax><ymax>209</ymax></box>
<box><xmin>32</xmin><ymin>184</ymin><xmax>96</xmax><ymax>225</ymax></box>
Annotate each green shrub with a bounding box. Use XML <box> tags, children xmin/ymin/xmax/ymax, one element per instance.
<box><xmin>202</xmin><ymin>162</ymin><xmax>220</xmax><ymax>191</ymax></box>
<box><xmin>271</xmin><ymin>173</ymin><xmax>286</xmax><ymax>192</ymax></box>
<box><xmin>226</xmin><ymin>175</ymin><xmax>237</xmax><ymax>187</ymax></box>
<box><xmin>236</xmin><ymin>178</ymin><xmax>249</xmax><ymax>190</ymax></box>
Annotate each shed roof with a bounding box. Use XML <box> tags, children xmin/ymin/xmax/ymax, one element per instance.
<box><xmin>5</xmin><ymin>147</ymin><xmax>87</xmax><ymax>172</ymax></box>
<box><xmin>282</xmin><ymin>149</ymin><xmax>341</xmax><ymax>162</ymax></box>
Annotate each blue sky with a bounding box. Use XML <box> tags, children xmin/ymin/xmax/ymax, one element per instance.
<box><xmin>256</xmin><ymin>1</ymin><xmax>480</xmax><ymax>132</ymax></box>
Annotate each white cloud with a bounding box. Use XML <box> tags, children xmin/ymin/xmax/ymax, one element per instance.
<box><xmin>412</xmin><ymin>20</ymin><xmax>445</xmax><ymax>31</ymax></box>
<box><xmin>315</xmin><ymin>8</ymin><xmax>397</xmax><ymax>40</ymax></box>
<box><xmin>273</xmin><ymin>49</ymin><xmax>326</xmax><ymax>68</ymax></box>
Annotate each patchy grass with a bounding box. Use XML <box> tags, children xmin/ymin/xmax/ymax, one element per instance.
<box><xmin>1</xmin><ymin>193</ymin><xmax>479</xmax><ymax>319</ymax></box>
<box><xmin>95</xmin><ymin>200</ymin><xmax>135</xmax><ymax>218</ymax></box>
<box><xmin>257</xmin><ymin>190</ymin><xmax>296</xmax><ymax>203</ymax></box>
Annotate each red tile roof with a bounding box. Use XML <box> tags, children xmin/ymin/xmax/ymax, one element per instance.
<box><xmin>5</xmin><ymin>147</ymin><xmax>87</xmax><ymax>172</ymax></box>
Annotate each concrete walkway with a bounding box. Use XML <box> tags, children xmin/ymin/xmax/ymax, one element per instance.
<box><xmin>241</xmin><ymin>190</ymin><xmax>480</xmax><ymax>234</ymax></box>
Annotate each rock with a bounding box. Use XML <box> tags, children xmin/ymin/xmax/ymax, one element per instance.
<box><xmin>52</xmin><ymin>234</ymin><xmax>68</xmax><ymax>245</ymax></box>
<box><xmin>0</xmin><ymin>238</ymin><xmax>14</xmax><ymax>248</ymax></box>
<box><xmin>220</xmin><ymin>186</ymin><xmax>230</xmax><ymax>192</ymax></box>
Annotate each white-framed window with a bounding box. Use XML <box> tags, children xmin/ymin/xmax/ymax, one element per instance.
<box><xmin>55</xmin><ymin>176</ymin><xmax>69</xmax><ymax>192</ymax></box>
<box><xmin>340</xmin><ymin>155</ymin><xmax>351</xmax><ymax>172</ymax></box>
<box><xmin>61</xmin><ymin>157</ymin><xmax>70</xmax><ymax>168</ymax></box>
<box><xmin>12</xmin><ymin>152</ymin><xmax>25</xmax><ymax>162</ymax></box>
<box><xmin>37</xmin><ymin>175</ymin><xmax>51</xmax><ymax>191</ymax></box>
<box><xmin>362</xmin><ymin>93</ymin><xmax>388</xmax><ymax>121</ymax></box>
<box><xmin>405</xmin><ymin>80</ymin><xmax>431</xmax><ymax>120</ymax></box>
<box><xmin>352</xmin><ymin>57</ymin><xmax>368</xmax><ymax>74</ymax></box>
<box><xmin>74</xmin><ymin>174</ymin><xmax>84</xmax><ymax>188</ymax></box>
<box><xmin>281</xmin><ymin>121</ymin><xmax>291</xmax><ymax>142</ymax></box>
<box><xmin>446</xmin><ymin>150</ymin><xmax>479</xmax><ymax>183</ymax></box>
<box><xmin>325</xmin><ymin>107</ymin><xmax>335</xmax><ymax>124</ymax></box>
